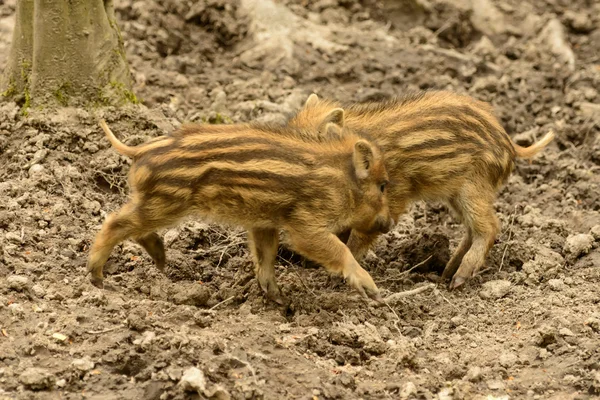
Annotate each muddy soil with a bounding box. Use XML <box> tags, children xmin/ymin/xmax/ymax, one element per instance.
<box><xmin>1</xmin><ymin>0</ymin><xmax>600</xmax><ymax>399</ymax></box>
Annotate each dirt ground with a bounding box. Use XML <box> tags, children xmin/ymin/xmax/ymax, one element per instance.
<box><xmin>1</xmin><ymin>0</ymin><xmax>600</xmax><ymax>399</ymax></box>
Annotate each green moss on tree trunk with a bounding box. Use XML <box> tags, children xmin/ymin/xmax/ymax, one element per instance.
<box><xmin>1</xmin><ymin>0</ymin><xmax>134</xmax><ymax>110</ymax></box>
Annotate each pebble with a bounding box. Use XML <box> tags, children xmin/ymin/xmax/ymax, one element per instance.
<box><xmin>537</xmin><ymin>325</ymin><xmax>557</xmax><ymax>347</ymax></box>
<box><xmin>559</xmin><ymin>327</ymin><xmax>575</xmax><ymax>337</ymax></box>
<box><xmin>56</xmin><ymin>379</ymin><xmax>66</xmax><ymax>388</ymax></box>
<box><xmin>7</xmin><ymin>275</ymin><xmax>29</xmax><ymax>291</ymax></box>
<box><xmin>590</xmin><ymin>225</ymin><xmax>600</xmax><ymax>241</ymax></box>
<box><xmin>205</xmin><ymin>384</ymin><xmax>231</xmax><ymax>400</ymax></box>
<box><xmin>28</xmin><ymin>164</ymin><xmax>45</xmax><ymax>177</ymax></box>
<box><xmin>564</xmin><ymin>11</ymin><xmax>594</xmax><ymax>33</ymax></box>
<box><xmin>486</xmin><ymin>379</ymin><xmax>505</xmax><ymax>390</ymax></box>
<box><xmin>479</xmin><ymin>280</ymin><xmax>511</xmax><ymax>300</ymax></box>
<box><xmin>465</xmin><ymin>366</ymin><xmax>482</xmax><ymax>382</ymax></box>
<box><xmin>563</xmin><ymin>234</ymin><xmax>594</xmax><ymax>259</ymax></box>
<box><xmin>8</xmin><ymin>303</ymin><xmax>24</xmax><ymax>317</ymax></box>
<box><xmin>173</xmin><ymin>284</ymin><xmax>211</xmax><ymax>307</ymax></box>
<box><xmin>31</xmin><ymin>284</ymin><xmax>46</xmax><ymax>297</ymax></box>
<box><xmin>399</xmin><ymin>381</ymin><xmax>417</xmax><ymax>399</ymax></box>
<box><xmin>499</xmin><ymin>351</ymin><xmax>517</xmax><ymax>368</ymax></box>
<box><xmin>52</xmin><ymin>332</ymin><xmax>68</xmax><ymax>342</ymax></box>
<box><xmin>548</xmin><ymin>279</ymin><xmax>566</xmax><ymax>291</ymax></box>
<box><xmin>585</xmin><ymin>317</ymin><xmax>600</xmax><ymax>333</ymax></box>
<box><xmin>72</xmin><ymin>357</ymin><xmax>95</xmax><ymax>372</ymax></box>
<box><xmin>333</xmin><ymin>372</ymin><xmax>356</xmax><ymax>389</ymax></box>
<box><xmin>19</xmin><ymin>367</ymin><xmax>55</xmax><ymax>390</ymax></box>
<box><xmin>180</xmin><ymin>367</ymin><xmax>206</xmax><ymax>393</ymax></box>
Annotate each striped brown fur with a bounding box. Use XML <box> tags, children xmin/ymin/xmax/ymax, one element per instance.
<box><xmin>289</xmin><ymin>91</ymin><xmax>555</xmax><ymax>289</ymax></box>
<box><xmin>87</xmin><ymin>118</ymin><xmax>393</xmax><ymax>303</ymax></box>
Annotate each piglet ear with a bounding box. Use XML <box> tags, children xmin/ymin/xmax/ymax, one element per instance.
<box><xmin>304</xmin><ymin>93</ymin><xmax>319</xmax><ymax>107</ymax></box>
<box><xmin>323</xmin><ymin>123</ymin><xmax>343</xmax><ymax>140</ymax></box>
<box><xmin>353</xmin><ymin>140</ymin><xmax>374</xmax><ymax>180</ymax></box>
<box><xmin>317</xmin><ymin>107</ymin><xmax>345</xmax><ymax>132</ymax></box>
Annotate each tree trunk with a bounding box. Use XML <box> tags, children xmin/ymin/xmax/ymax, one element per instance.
<box><xmin>1</xmin><ymin>0</ymin><xmax>134</xmax><ymax>109</ymax></box>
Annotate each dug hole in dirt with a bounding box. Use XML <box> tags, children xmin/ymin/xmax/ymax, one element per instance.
<box><xmin>1</xmin><ymin>0</ymin><xmax>600</xmax><ymax>399</ymax></box>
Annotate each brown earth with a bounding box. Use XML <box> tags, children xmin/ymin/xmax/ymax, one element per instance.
<box><xmin>1</xmin><ymin>0</ymin><xmax>600</xmax><ymax>399</ymax></box>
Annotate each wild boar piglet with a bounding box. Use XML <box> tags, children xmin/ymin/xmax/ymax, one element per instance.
<box><xmin>87</xmin><ymin>113</ymin><xmax>393</xmax><ymax>303</ymax></box>
<box><xmin>290</xmin><ymin>91</ymin><xmax>555</xmax><ymax>289</ymax></box>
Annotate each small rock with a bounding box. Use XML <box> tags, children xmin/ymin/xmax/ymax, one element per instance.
<box><xmin>52</xmin><ymin>332</ymin><xmax>68</xmax><ymax>342</ymax></box>
<box><xmin>173</xmin><ymin>284</ymin><xmax>211</xmax><ymax>307</ymax></box>
<box><xmin>72</xmin><ymin>357</ymin><xmax>95</xmax><ymax>372</ymax></box>
<box><xmin>585</xmin><ymin>317</ymin><xmax>600</xmax><ymax>333</ymax></box>
<box><xmin>31</xmin><ymin>284</ymin><xmax>46</xmax><ymax>297</ymax></box>
<box><xmin>56</xmin><ymin>379</ymin><xmax>66</xmax><ymax>388</ymax></box>
<box><xmin>8</xmin><ymin>303</ymin><xmax>24</xmax><ymax>317</ymax></box>
<box><xmin>590</xmin><ymin>225</ymin><xmax>600</xmax><ymax>241</ymax></box>
<box><xmin>564</xmin><ymin>11</ymin><xmax>594</xmax><ymax>33</ymax></box>
<box><xmin>471</xmin><ymin>75</ymin><xmax>499</xmax><ymax>93</ymax></box>
<box><xmin>486</xmin><ymin>379</ymin><xmax>505</xmax><ymax>390</ymax></box>
<box><xmin>559</xmin><ymin>327</ymin><xmax>575</xmax><ymax>337</ymax></box>
<box><xmin>499</xmin><ymin>352</ymin><xmax>517</xmax><ymax>368</ymax></box>
<box><xmin>166</xmin><ymin>366</ymin><xmax>182</xmax><ymax>381</ymax></box>
<box><xmin>564</xmin><ymin>234</ymin><xmax>594</xmax><ymax>259</ymax></box>
<box><xmin>205</xmin><ymin>384</ymin><xmax>231</xmax><ymax>400</ymax></box>
<box><xmin>537</xmin><ymin>325</ymin><xmax>557</xmax><ymax>347</ymax></box>
<box><xmin>479</xmin><ymin>280</ymin><xmax>511</xmax><ymax>300</ymax></box>
<box><xmin>127</xmin><ymin>310</ymin><xmax>147</xmax><ymax>331</ymax></box>
<box><xmin>465</xmin><ymin>366</ymin><xmax>482</xmax><ymax>382</ymax></box>
<box><xmin>399</xmin><ymin>381</ymin><xmax>417</xmax><ymax>399</ymax></box>
<box><xmin>210</xmin><ymin>90</ymin><xmax>227</xmax><ymax>114</ymax></box>
<box><xmin>579</xmin><ymin>102</ymin><xmax>600</xmax><ymax>122</ymax></box>
<box><xmin>134</xmin><ymin>331</ymin><xmax>156</xmax><ymax>347</ymax></box>
<box><xmin>180</xmin><ymin>367</ymin><xmax>206</xmax><ymax>393</ymax></box>
<box><xmin>472</xmin><ymin>35</ymin><xmax>497</xmax><ymax>58</ymax></box>
<box><xmin>548</xmin><ymin>279</ymin><xmax>566</xmax><ymax>291</ymax></box>
<box><xmin>278</xmin><ymin>323</ymin><xmax>291</xmax><ymax>333</ymax></box>
<box><xmin>7</xmin><ymin>275</ymin><xmax>29</xmax><ymax>291</ymax></box>
<box><xmin>333</xmin><ymin>372</ymin><xmax>356</xmax><ymax>389</ymax></box>
<box><xmin>19</xmin><ymin>368</ymin><xmax>55</xmax><ymax>390</ymax></box>
<box><xmin>437</xmin><ymin>387</ymin><xmax>453</xmax><ymax>400</ymax></box>
<box><xmin>28</xmin><ymin>164</ymin><xmax>45</xmax><ymax>177</ymax></box>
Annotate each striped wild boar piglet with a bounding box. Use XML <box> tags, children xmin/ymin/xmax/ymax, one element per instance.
<box><xmin>290</xmin><ymin>91</ymin><xmax>555</xmax><ymax>289</ymax></box>
<box><xmin>87</xmin><ymin>116</ymin><xmax>393</xmax><ymax>303</ymax></box>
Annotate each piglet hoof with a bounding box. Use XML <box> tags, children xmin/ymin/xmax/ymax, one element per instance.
<box><xmin>326</xmin><ymin>274</ymin><xmax>344</xmax><ymax>289</ymax></box>
<box><xmin>259</xmin><ymin>279</ymin><xmax>286</xmax><ymax>305</ymax></box>
<box><xmin>89</xmin><ymin>275</ymin><xmax>104</xmax><ymax>289</ymax></box>
<box><xmin>449</xmin><ymin>275</ymin><xmax>466</xmax><ymax>290</ymax></box>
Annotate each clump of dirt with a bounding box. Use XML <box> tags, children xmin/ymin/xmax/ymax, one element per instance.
<box><xmin>1</xmin><ymin>0</ymin><xmax>600</xmax><ymax>399</ymax></box>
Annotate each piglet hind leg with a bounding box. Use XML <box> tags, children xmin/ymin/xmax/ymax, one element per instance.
<box><xmin>248</xmin><ymin>228</ymin><xmax>285</xmax><ymax>305</ymax></box>
<box><xmin>87</xmin><ymin>199</ymin><xmax>179</xmax><ymax>288</ymax></box>
<box><xmin>287</xmin><ymin>228</ymin><xmax>382</xmax><ymax>302</ymax></box>
<box><xmin>136</xmin><ymin>233</ymin><xmax>166</xmax><ymax>272</ymax></box>
<box><xmin>441</xmin><ymin>198</ymin><xmax>473</xmax><ymax>282</ymax></box>
<box><xmin>87</xmin><ymin>201</ymin><xmax>143</xmax><ymax>288</ymax></box>
<box><xmin>447</xmin><ymin>185</ymin><xmax>499</xmax><ymax>290</ymax></box>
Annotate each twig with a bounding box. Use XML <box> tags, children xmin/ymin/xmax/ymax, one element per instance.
<box><xmin>278</xmin><ymin>255</ymin><xmax>317</xmax><ymax>297</ymax></box>
<box><xmin>209</xmin><ymin>296</ymin><xmax>235</xmax><ymax>311</ymax></box>
<box><xmin>499</xmin><ymin>207</ymin><xmax>518</xmax><ymax>271</ymax></box>
<box><xmin>384</xmin><ymin>283</ymin><xmax>436</xmax><ymax>303</ymax></box>
<box><xmin>402</xmin><ymin>255</ymin><xmax>432</xmax><ymax>276</ymax></box>
<box><xmin>384</xmin><ymin>302</ymin><xmax>403</xmax><ymax>335</ymax></box>
<box><xmin>87</xmin><ymin>325</ymin><xmax>125</xmax><ymax>334</ymax></box>
<box><xmin>376</xmin><ymin>255</ymin><xmax>432</xmax><ymax>283</ymax></box>
<box><xmin>433</xmin><ymin>287</ymin><xmax>457</xmax><ymax>310</ymax></box>
<box><xmin>227</xmin><ymin>354</ymin><xmax>257</xmax><ymax>384</ymax></box>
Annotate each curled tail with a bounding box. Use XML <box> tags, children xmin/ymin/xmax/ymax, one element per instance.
<box><xmin>512</xmin><ymin>130</ymin><xmax>555</xmax><ymax>159</ymax></box>
<box><xmin>99</xmin><ymin>120</ymin><xmax>138</xmax><ymax>158</ymax></box>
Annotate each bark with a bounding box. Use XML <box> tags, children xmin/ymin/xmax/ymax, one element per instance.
<box><xmin>1</xmin><ymin>0</ymin><xmax>134</xmax><ymax>109</ymax></box>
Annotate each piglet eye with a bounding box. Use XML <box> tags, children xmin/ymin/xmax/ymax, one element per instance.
<box><xmin>380</xmin><ymin>182</ymin><xmax>387</xmax><ymax>193</ymax></box>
